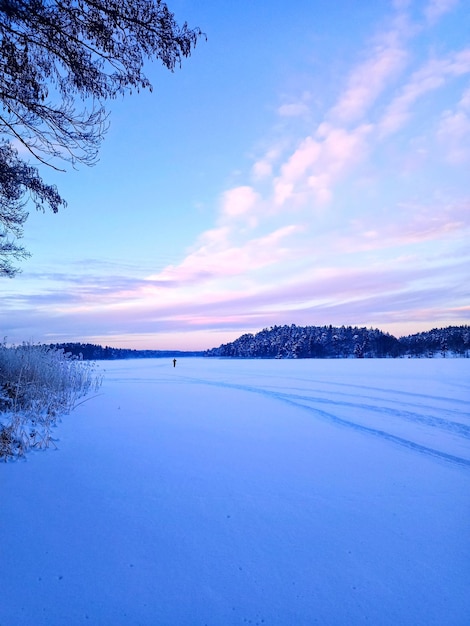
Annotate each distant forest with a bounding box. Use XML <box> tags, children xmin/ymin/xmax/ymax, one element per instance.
<box><xmin>50</xmin><ymin>325</ymin><xmax>469</xmax><ymax>360</ymax></box>
<box><xmin>48</xmin><ymin>344</ymin><xmax>204</xmax><ymax>360</ymax></box>
<box><xmin>205</xmin><ymin>324</ymin><xmax>470</xmax><ymax>359</ymax></box>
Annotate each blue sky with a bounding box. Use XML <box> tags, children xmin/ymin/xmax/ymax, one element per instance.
<box><xmin>2</xmin><ymin>0</ymin><xmax>469</xmax><ymax>350</ymax></box>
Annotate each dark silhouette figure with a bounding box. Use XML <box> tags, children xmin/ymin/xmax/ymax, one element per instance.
<box><xmin>173</xmin><ymin>358</ymin><xmax>177</xmax><ymax>368</ymax></box>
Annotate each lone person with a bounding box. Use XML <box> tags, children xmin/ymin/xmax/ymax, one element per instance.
<box><xmin>173</xmin><ymin>358</ymin><xmax>177</xmax><ymax>368</ymax></box>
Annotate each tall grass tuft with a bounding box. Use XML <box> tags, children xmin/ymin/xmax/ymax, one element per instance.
<box><xmin>0</xmin><ymin>342</ymin><xmax>102</xmax><ymax>460</ymax></box>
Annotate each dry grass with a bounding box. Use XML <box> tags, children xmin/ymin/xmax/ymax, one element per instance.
<box><xmin>0</xmin><ymin>342</ymin><xmax>102</xmax><ymax>460</ymax></box>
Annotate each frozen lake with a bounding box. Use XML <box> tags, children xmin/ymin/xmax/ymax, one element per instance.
<box><xmin>1</xmin><ymin>357</ymin><xmax>469</xmax><ymax>625</ymax></box>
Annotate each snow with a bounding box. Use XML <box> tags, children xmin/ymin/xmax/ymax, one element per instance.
<box><xmin>1</xmin><ymin>357</ymin><xmax>469</xmax><ymax>625</ymax></box>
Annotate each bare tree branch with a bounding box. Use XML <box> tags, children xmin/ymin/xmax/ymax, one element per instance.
<box><xmin>0</xmin><ymin>0</ymin><xmax>204</xmax><ymax>275</ymax></box>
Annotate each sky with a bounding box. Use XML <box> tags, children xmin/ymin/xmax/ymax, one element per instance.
<box><xmin>1</xmin><ymin>0</ymin><xmax>470</xmax><ymax>351</ymax></box>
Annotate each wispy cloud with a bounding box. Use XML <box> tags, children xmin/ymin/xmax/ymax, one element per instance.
<box><xmin>278</xmin><ymin>102</ymin><xmax>310</xmax><ymax>118</ymax></box>
<box><xmin>424</xmin><ymin>0</ymin><xmax>460</xmax><ymax>24</ymax></box>
<box><xmin>330</xmin><ymin>30</ymin><xmax>408</xmax><ymax>124</ymax></box>
<box><xmin>274</xmin><ymin>123</ymin><xmax>374</xmax><ymax>207</ymax></box>
<box><xmin>379</xmin><ymin>48</ymin><xmax>470</xmax><ymax>136</ymax></box>
<box><xmin>147</xmin><ymin>223</ymin><xmax>302</xmax><ymax>287</ymax></box>
<box><xmin>437</xmin><ymin>86</ymin><xmax>470</xmax><ymax>162</ymax></box>
<box><xmin>220</xmin><ymin>185</ymin><xmax>261</xmax><ymax>225</ymax></box>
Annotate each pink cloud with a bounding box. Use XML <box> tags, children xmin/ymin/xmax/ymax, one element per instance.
<box><xmin>252</xmin><ymin>159</ymin><xmax>273</xmax><ymax>180</ymax></box>
<box><xmin>278</xmin><ymin>102</ymin><xmax>310</xmax><ymax>117</ymax></box>
<box><xmin>335</xmin><ymin>199</ymin><xmax>470</xmax><ymax>255</ymax></box>
<box><xmin>146</xmin><ymin>224</ymin><xmax>302</xmax><ymax>287</ymax></box>
<box><xmin>221</xmin><ymin>186</ymin><xmax>261</xmax><ymax>223</ymax></box>
<box><xmin>438</xmin><ymin>111</ymin><xmax>470</xmax><ymax>162</ymax></box>
<box><xmin>2</xmin><ymin>247</ymin><xmax>468</xmax><ymax>349</ymax></box>
<box><xmin>379</xmin><ymin>49</ymin><xmax>470</xmax><ymax>136</ymax></box>
<box><xmin>272</xmin><ymin>123</ymin><xmax>372</xmax><ymax>206</ymax></box>
<box><xmin>458</xmin><ymin>87</ymin><xmax>470</xmax><ymax>110</ymax></box>
<box><xmin>424</xmin><ymin>0</ymin><xmax>459</xmax><ymax>24</ymax></box>
<box><xmin>330</xmin><ymin>35</ymin><xmax>408</xmax><ymax>123</ymax></box>
<box><xmin>251</xmin><ymin>147</ymin><xmax>283</xmax><ymax>181</ymax></box>
<box><xmin>277</xmin><ymin>136</ymin><xmax>321</xmax><ymax>185</ymax></box>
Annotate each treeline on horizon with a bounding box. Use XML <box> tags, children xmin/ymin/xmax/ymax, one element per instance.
<box><xmin>48</xmin><ymin>344</ymin><xmax>205</xmax><ymax>361</ymax></box>
<box><xmin>49</xmin><ymin>324</ymin><xmax>470</xmax><ymax>360</ymax></box>
<box><xmin>205</xmin><ymin>324</ymin><xmax>470</xmax><ymax>359</ymax></box>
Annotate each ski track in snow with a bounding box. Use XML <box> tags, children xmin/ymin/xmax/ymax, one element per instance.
<box><xmin>166</xmin><ymin>370</ymin><xmax>470</xmax><ymax>469</ymax></box>
<box><xmin>103</xmin><ymin>360</ymin><xmax>470</xmax><ymax>468</ymax></box>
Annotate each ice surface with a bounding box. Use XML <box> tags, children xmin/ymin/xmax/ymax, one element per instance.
<box><xmin>1</xmin><ymin>358</ymin><xmax>469</xmax><ymax>625</ymax></box>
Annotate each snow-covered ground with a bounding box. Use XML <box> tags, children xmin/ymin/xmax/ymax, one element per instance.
<box><xmin>1</xmin><ymin>357</ymin><xmax>469</xmax><ymax>625</ymax></box>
